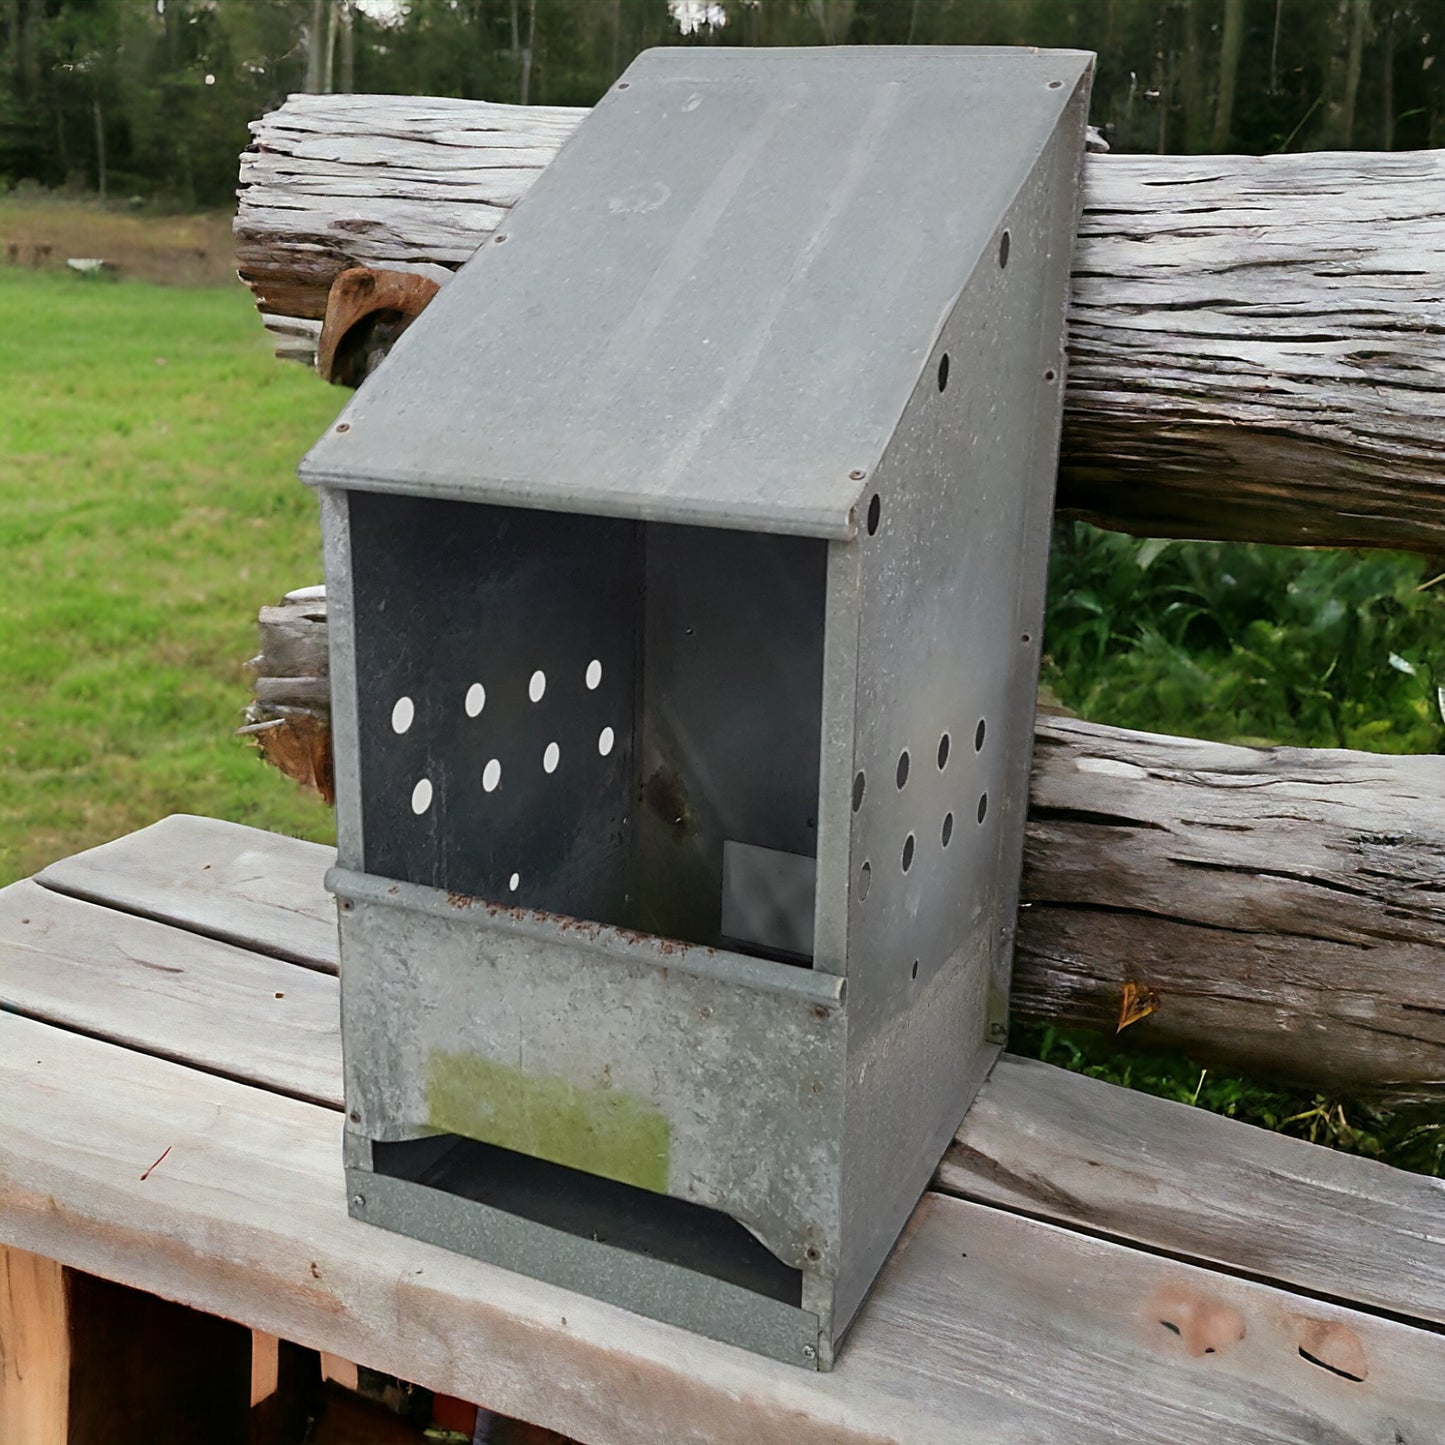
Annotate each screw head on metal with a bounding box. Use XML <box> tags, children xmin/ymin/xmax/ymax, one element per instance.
<box><xmin>351</xmin><ymin>1193</ymin><xmax>366</xmax><ymax>1209</ymax></box>
<box><xmin>848</xmin><ymin>469</ymin><xmax>866</xmax><ymax>481</ymax></box>
<box><xmin>802</xmin><ymin>1344</ymin><xmax>817</xmax><ymax>1361</ymax></box>
<box><xmin>335</xmin><ymin>422</ymin><xmax>350</xmax><ymax>433</ymax></box>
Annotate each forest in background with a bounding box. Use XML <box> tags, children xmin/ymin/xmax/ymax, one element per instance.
<box><xmin>1</xmin><ymin>0</ymin><xmax>1443</xmax><ymax>208</ymax></box>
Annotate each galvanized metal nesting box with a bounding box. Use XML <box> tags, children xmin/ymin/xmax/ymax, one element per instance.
<box><xmin>301</xmin><ymin>45</ymin><xmax>1092</xmax><ymax>1369</ymax></box>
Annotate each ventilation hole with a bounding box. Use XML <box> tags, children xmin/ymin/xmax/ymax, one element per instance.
<box><xmin>1021</xmin><ymin>632</ymin><xmax>1032</xmax><ymax>644</ymax></box>
<box><xmin>508</xmin><ymin>872</ymin><xmax>520</xmax><ymax>892</ymax></box>
<box><xmin>391</xmin><ymin>696</ymin><xmax>415</xmax><ymax>734</ymax></box>
<box><xmin>974</xmin><ymin>718</ymin><xmax>986</xmax><ymax>752</ymax></box>
<box><xmin>902</xmin><ymin>834</ymin><xmax>915</xmax><ymax>872</ymax></box>
<box><xmin>858</xmin><ymin>861</ymin><xmax>872</xmax><ymax>901</ymax></box>
<box><xmin>464</xmin><ymin>683</ymin><xmax>486</xmax><ymax>718</ymax></box>
<box><xmin>942</xmin><ymin>812</ymin><xmax>954</xmax><ymax>847</ymax></box>
<box><xmin>866</xmin><ymin>493</ymin><xmax>881</xmax><ymax>535</ymax></box>
<box><xmin>936</xmin><ymin>353</ymin><xmax>950</xmax><ymax>392</ymax></box>
<box><xmin>852</xmin><ymin>770</ymin><xmax>866</xmax><ymax>812</ymax></box>
<box><xmin>543</xmin><ymin>741</ymin><xmax>560</xmax><ymax>774</ymax></box>
<box><xmin>598</xmin><ymin>726</ymin><xmax>615</xmax><ymax>757</ymax></box>
<box><xmin>528</xmin><ymin>670</ymin><xmax>547</xmax><ymax>703</ymax></box>
<box><xmin>911</xmin><ymin>959</ymin><xmax>919</xmax><ymax>980</ymax></box>
<box><xmin>977</xmin><ymin>793</ymin><xmax>989</xmax><ymax>824</ymax></box>
<box><xmin>896</xmin><ymin>751</ymin><xmax>910</xmax><ymax>789</ymax></box>
<box><xmin>482</xmin><ymin>758</ymin><xmax>502</xmax><ymax>793</ymax></box>
<box><xmin>998</xmin><ymin>230</ymin><xmax>1011</xmax><ymax>268</ymax></box>
<box><xmin>937</xmin><ymin>733</ymin><xmax>950</xmax><ymax>769</ymax></box>
<box><xmin>585</xmin><ymin>659</ymin><xmax>602</xmax><ymax>690</ymax></box>
<box><xmin>410</xmin><ymin>777</ymin><xmax>432</xmax><ymax>815</ymax></box>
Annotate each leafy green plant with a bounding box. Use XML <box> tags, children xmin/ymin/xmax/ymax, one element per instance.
<box><xmin>1043</xmin><ymin>522</ymin><xmax>1445</xmax><ymax>753</ymax></box>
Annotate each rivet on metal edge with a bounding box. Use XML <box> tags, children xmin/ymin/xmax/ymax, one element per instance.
<box><xmin>617</xmin><ymin>82</ymin><xmax>630</xmax><ymax>90</ymax></box>
<box><xmin>848</xmin><ymin>469</ymin><xmax>866</xmax><ymax>481</ymax></box>
<box><xmin>335</xmin><ymin>422</ymin><xmax>350</xmax><ymax>433</ymax></box>
<box><xmin>494</xmin><ymin>233</ymin><xmax>508</xmax><ymax>244</ymax></box>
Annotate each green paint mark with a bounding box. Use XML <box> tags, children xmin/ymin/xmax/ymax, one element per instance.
<box><xmin>425</xmin><ymin>1050</ymin><xmax>670</xmax><ymax>1194</ymax></box>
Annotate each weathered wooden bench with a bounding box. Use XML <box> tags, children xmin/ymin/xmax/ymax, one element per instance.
<box><xmin>2</xmin><ymin>814</ymin><xmax>1442</xmax><ymax>1441</ymax></box>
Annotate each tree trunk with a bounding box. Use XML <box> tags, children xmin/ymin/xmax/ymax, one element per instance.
<box><xmin>338</xmin><ymin>0</ymin><xmax>354</xmax><ymax>95</ymax></box>
<box><xmin>234</xmin><ymin>94</ymin><xmax>1445</xmax><ymax>556</ymax></box>
<box><xmin>1212</xmin><ymin>0</ymin><xmax>1245</xmax><ymax>149</ymax></box>
<box><xmin>242</xmin><ymin>594</ymin><xmax>1445</xmax><ymax>1100</ymax></box>
<box><xmin>519</xmin><ymin>0</ymin><xmax>536</xmax><ymax>106</ymax></box>
<box><xmin>91</xmin><ymin>94</ymin><xmax>105</xmax><ymax>203</ymax></box>
<box><xmin>304</xmin><ymin>0</ymin><xmax>326</xmax><ymax>94</ymax></box>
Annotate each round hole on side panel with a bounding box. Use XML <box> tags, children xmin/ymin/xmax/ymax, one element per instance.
<box><xmin>937</xmin><ymin>353</ymin><xmax>950</xmax><ymax>392</ymax></box>
<box><xmin>998</xmin><ymin>230</ymin><xmax>1011</xmax><ymax>268</ymax></box>
<box><xmin>410</xmin><ymin>778</ymin><xmax>432</xmax><ymax>815</ymax></box>
<box><xmin>852</xmin><ymin>770</ymin><xmax>866</xmax><ymax>812</ymax></box>
<box><xmin>937</xmin><ymin>733</ymin><xmax>950</xmax><ymax>769</ymax></box>
<box><xmin>896</xmin><ymin>751</ymin><xmax>910</xmax><ymax>789</ymax></box>
<box><xmin>464</xmin><ymin>682</ymin><xmax>486</xmax><ymax>718</ymax></box>
<box><xmin>482</xmin><ymin>758</ymin><xmax>502</xmax><ymax>793</ymax></box>
<box><xmin>1044</xmin><ymin>368</ymin><xmax>1057</xmax><ymax>383</ymax></box>
<box><xmin>977</xmin><ymin>792</ymin><xmax>989</xmax><ymax>824</ymax></box>
<box><xmin>391</xmin><ymin>696</ymin><xmax>415</xmax><ymax>734</ymax></box>
<box><xmin>858</xmin><ymin>861</ymin><xmax>872</xmax><ymax>902</ymax></box>
<box><xmin>866</xmin><ymin>493</ymin><xmax>881</xmax><ymax>535</ymax></box>
<box><xmin>942</xmin><ymin>812</ymin><xmax>954</xmax><ymax>847</ymax></box>
<box><xmin>902</xmin><ymin>834</ymin><xmax>915</xmax><ymax>872</ymax></box>
<box><xmin>975</xmin><ymin>718</ymin><xmax>987</xmax><ymax>752</ymax></box>
<box><xmin>508</xmin><ymin>872</ymin><xmax>520</xmax><ymax>892</ymax></box>
<box><xmin>543</xmin><ymin>741</ymin><xmax>560</xmax><ymax>774</ymax></box>
<box><xmin>585</xmin><ymin>659</ymin><xmax>603</xmax><ymax>690</ymax></box>
<box><xmin>528</xmin><ymin>670</ymin><xmax>547</xmax><ymax>703</ymax></box>
<box><xmin>598</xmin><ymin>726</ymin><xmax>616</xmax><ymax>757</ymax></box>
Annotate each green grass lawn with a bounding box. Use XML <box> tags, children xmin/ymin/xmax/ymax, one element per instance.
<box><xmin>0</xmin><ymin>270</ymin><xmax>341</xmax><ymax>882</ymax></box>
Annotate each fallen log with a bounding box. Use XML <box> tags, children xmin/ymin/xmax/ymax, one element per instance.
<box><xmin>245</xmin><ymin>592</ymin><xmax>1445</xmax><ymax>1100</ymax></box>
<box><xmin>236</xmin><ymin>93</ymin><xmax>1445</xmax><ymax>555</ymax></box>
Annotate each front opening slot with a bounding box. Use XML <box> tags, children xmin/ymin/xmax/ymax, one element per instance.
<box><xmin>372</xmin><ymin>1135</ymin><xmax>804</xmax><ymax>1307</ymax></box>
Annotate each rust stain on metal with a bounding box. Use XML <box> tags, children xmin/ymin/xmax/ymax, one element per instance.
<box><xmin>642</xmin><ymin>765</ymin><xmax>693</xmax><ymax>834</ymax></box>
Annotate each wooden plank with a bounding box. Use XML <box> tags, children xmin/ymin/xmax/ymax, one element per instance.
<box><xmin>236</xmin><ymin>94</ymin><xmax>1445</xmax><ymax>554</ymax></box>
<box><xmin>2</xmin><ymin>1012</ymin><xmax>1441</xmax><ymax>1445</ymax></box>
<box><xmin>0</xmin><ymin>1246</ymin><xmax>68</xmax><ymax>1445</ymax></box>
<box><xmin>36</xmin><ymin>815</ymin><xmax>338</xmax><ymax>973</ymax></box>
<box><xmin>250</xmin><ymin>1336</ymin><xmax>319</xmax><ymax>1445</ymax></box>
<box><xmin>941</xmin><ymin>1054</ymin><xmax>1445</xmax><ymax>1330</ymax></box>
<box><xmin>8</xmin><ymin>817</ymin><xmax>1442</xmax><ymax>1338</ymax></box>
<box><xmin>0</xmin><ymin>878</ymin><xmax>342</xmax><ymax>1107</ymax></box>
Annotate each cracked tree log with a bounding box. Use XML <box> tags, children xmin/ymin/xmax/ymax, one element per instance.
<box><xmin>236</xmin><ymin>93</ymin><xmax>1445</xmax><ymax>554</ymax></box>
<box><xmin>246</xmin><ymin>594</ymin><xmax>1445</xmax><ymax>1099</ymax></box>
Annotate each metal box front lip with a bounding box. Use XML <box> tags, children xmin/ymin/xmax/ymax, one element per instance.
<box><xmin>297</xmin><ymin>462</ymin><xmax>866</xmax><ymax>543</ymax></box>
<box><xmin>327</xmin><ymin>866</ymin><xmax>847</xmax><ymax>1010</ymax></box>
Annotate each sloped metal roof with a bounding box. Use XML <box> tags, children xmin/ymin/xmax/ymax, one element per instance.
<box><xmin>301</xmin><ymin>46</ymin><xmax>1092</xmax><ymax>539</ymax></box>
